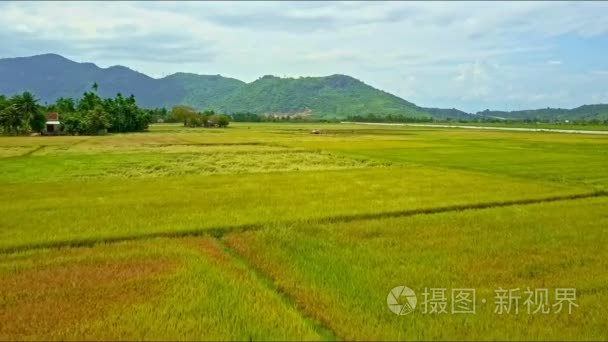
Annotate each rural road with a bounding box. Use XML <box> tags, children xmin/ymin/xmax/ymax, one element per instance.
<box><xmin>341</xmin><ymin>122</ymin><xmax>608</xmax><ymax>135</ymax></box>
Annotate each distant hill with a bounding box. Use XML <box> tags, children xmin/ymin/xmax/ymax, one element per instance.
<box><xmin>211</xmin><ymin>74</ymin><xmax>430</xmax><ymax>119</ymax></box>
<box><xmin>159</xmin><ymin>72</ymin><xmax>245</xmax><ymax>110</ymax></box>
<box><xmin>0</xmin><ymin>53</ymin><xmax>430</xmax><ymax>119</ymax></box>
<box><xmin>420</xmin><ymin>107</ymin><xmax>478</xmax><ymax>121</ymax></box>
<box><xmin>476</xmin><ymin>105</ymin><xmax>608</xmax><ymax>122</ymax></box>
<box><xmin>0</xmin><ymin>54</ymin><xmax>177</xmax><ymax>107</ymax></box>
<box><xmin>0</xmin><ymin>54</ymin><xmax>241</xmax><ymax>110</ymax></box>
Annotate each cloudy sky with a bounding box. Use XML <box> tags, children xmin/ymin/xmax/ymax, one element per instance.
<box><xmin>1</xmin><ymin>1</ymin><xmax>607</xmax><ymax>112</ymax></box>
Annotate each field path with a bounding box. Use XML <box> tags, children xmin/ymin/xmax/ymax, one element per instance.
<box><xmin>1</xmin><ymin>190</ymin><xmax>605</xmax><ymax>255</ymax></box>
<box><xmin>342</xmin><ymin>121</ymin><xmax>608</xmax><ymax>135</ymax></box>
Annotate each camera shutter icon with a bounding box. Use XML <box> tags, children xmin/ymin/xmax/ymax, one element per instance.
<box><xmin>387</xmin><ymin>286</ymin><xmax>417</xmax><ymax>315</ymax></box>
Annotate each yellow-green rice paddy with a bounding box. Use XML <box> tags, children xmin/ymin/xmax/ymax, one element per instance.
<box><xmin>1</xmin><ymin>122</ymin><xmax>606</xmax><ymax>340</ymax></box>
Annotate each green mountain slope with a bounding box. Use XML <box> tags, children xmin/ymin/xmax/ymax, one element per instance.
<box><xmin>159</xmin><ymin>73</ymin><xmax>245</xmax><ymax>110</ymax></box>
<box><xmin>210</xmin><ymin>74</ymin><xmax>430</xmax><ymax>119</ymax></box>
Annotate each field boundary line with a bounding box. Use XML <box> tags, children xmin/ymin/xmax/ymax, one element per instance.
<box><xmin>1</xmin><ymin>190</ymin><xmax>606</xmax><ymax>255</ymax></box>
<box><xmin>308</xmin><ymin>190</ymin><xmax>608</xmax><ymax>225</ymax></box>
<box><xmin>0</xmin><ymin>223</ymin><xmax>263</xmax><ymax>255</ymax></box>
<box><xmin>22</xmin><ymin>145</ymin><xmax>47</xmax><ymax>157</ymax></box>
<box><xmin>215</xmin><ymin>238</ymin><xmax>338</xmax><ymax>341</ymax></box>
<box><xmin>3</xmin><ymin>145</ymin><xmax>47</xmax><ymax>159</ymax></box>
<box><xmin>148</xmin><ymin>142</ymin><xmax>270</xmax><ymax>147</ymax></box>
<box><xmin>4</xmin><ymin>138</ymin><xmax>89</xmax><ymax>159</ymax></box>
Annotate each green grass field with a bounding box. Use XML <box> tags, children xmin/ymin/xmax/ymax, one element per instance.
<box><xmin>1</xmin><ymin>122</ymin><xmax>607</xmax><ymax>340</ymax></box>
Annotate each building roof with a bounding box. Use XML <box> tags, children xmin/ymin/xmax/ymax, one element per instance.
<box><xmin>47</xmin><ymin>112</ymin><xmax>59</xmax><ymax>120</ymax></box>
<box><xmin>45</xmin><ymin>120</ymin><xmax>61</xmax><ymax>125</ymax></box>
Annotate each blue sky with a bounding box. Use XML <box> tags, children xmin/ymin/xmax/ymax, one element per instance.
<box><xmin>0</xmin><ymin>1</ymin><xmax>607</xmax><ymax>112</ymax></box>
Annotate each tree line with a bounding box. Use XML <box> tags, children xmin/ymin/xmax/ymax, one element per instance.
<box><xmin>56</xmin><ymin>91</ymin><xmax>152</xmax><ymax>135</ymax></box>
<box><xmin>232</xmin><ymin>112</ymin><xmax>435</xmax><ymax>123</ymax></box>
<box><xmin>345</xmin><ymin>113</ymin><xmax>432</xmax><ymax>123</ymax></box>
<box><xmin>168</xmin><ymin>106</ymin><xmax>230</xmax><ymax>128</ymax></box>
<box><xmin>0</xmin><ymin>85</ymin><xmax>232</xmax><ymax>135</ymax></box>
<box><xmin>0</xmin><ymin>92</ymin><xmax>47</xmax><ymax>135</ymax></box>
<box><xmin>0</xmin><ymin>88</ymin><xmax>156</xmax><ymax>135</ymax></box>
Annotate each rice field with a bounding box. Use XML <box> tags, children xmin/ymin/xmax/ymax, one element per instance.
<box><xmin>1</xmin><ymin>122</ymin><xmax>606</xmax><ymax>340</ymax></box>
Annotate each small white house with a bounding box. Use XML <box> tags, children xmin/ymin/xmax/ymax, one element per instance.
<box><xmin>45</xmin><ymin>112</ymin><xmax>61</xmax><ymax>135</ymax></box>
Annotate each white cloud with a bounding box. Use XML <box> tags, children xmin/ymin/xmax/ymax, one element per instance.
<box><xmin>0</xmin><ymin>1</ymin><xmax>607</xmax><ymax>111</ymax></box>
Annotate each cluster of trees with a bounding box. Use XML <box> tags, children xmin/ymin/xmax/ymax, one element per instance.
<box><xmin>229</xmin><ymin>112</ymin><xmax>337</xmax><ymax>122</ymax></box>
<box><xmin>1</xmin><ymin>85</ymin><xmax>159</xmax><ymax>135</ymax></box>
<box><xmin>230</xmin><ymin>112</ymin><xmax>262</xmax><ymax>122</ymax></box>
<box><xmin>1</xmin><ymin>87</ymin><xmax>233</xmax><ymax>136</ymax></box>
<box><xmin>147</xmin><ymin>108</ymin><xmax>170</xmax><ymax>123</ymax></box>
<box><xmin>170</xmin><ymin>106</ymin><xmax>230</xmax><ymax>128</ymax></box>
<box><xmin>345</xmin><ymin>113</ymin><xmax>432</xmax><ymax>123</ymax></box>
<box><xmin>51</xmin><ymin>89</ymin><xmax>151</xmax><ymax>135</ymax></box>
<box><xmin>0</xmin><ymin>92</ymin><xmax>46</xmax><ymax>135</ymax></box>
<box><xmin>258</xmin><ymin>114</ymin><xmax>319</xmax><ymax>122</ymax></box>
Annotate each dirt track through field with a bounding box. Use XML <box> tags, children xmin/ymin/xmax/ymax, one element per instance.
<box><xmin>214</xmin><ymin>238</ymin><xmax>339</xmax><ymax>340</ymax></box>
<box><xmin>1</xmin><ymin>190</ymin><xmax>606</xmax><ymax>255</ymax></box>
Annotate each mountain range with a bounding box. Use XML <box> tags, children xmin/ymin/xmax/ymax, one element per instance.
<box><xmin>0</xmin><ymin>53</ymin><xmax>606</xmax><ymax>121</ymax></box>
<box><xmin>0</xmin><ymin>53</ymin><xmax>428</xmax><ymax>119</ymax></box>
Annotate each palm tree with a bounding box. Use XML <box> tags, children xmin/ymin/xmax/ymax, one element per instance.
<box><xmin>0</xmin><ymin>104</ymin><xmax>23</xmax><ymax>135</ymax></box>
<box><xmin>13</xmin><ymin>92</ymin><xmax>39</xmax><ymax>133</ymax></box>
<box><xmin>92</xmin><ymin>82</ymin><xmax>99</xmax><ymax>93</ymax></box>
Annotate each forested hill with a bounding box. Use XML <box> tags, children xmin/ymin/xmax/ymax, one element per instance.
<box><xmin>476</xmin><ymin>105</ymin><xmax>608</xmax><ymax>122</ymax></box>
<box><xmin>159</xmin><ymin>72</ymin><xmax>246</xmax><ymax>111</ymax></box>
<box><xmin>0</xmin><ymin>53</ymin><xmax>429</xmax><ymax>119</ymax></box>
<box><xmin>211</xmin><ymin>74</ymin><xmax>430</xmax><ymax>119</ymax></box>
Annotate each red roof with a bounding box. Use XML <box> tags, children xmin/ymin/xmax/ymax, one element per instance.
<box><xmin>47</xmin><ymin>112</ymin><xmax>59</xmax><ymax>120</ymax></box>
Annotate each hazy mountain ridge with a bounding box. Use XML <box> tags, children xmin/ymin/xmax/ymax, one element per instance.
<box><xmin>1</xmin><ymin>54</ymin><xmax>606</xmax><ymax>121</ymax></box>
<box><xmin>0</xmin><ymin>53</ymin><xmax>181</xmax><ymax>107</ymax></box>
<box><xmin>0</xmin><ymin>54</ymin><xmax>429</xmax><ymax>119</ymax></box>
